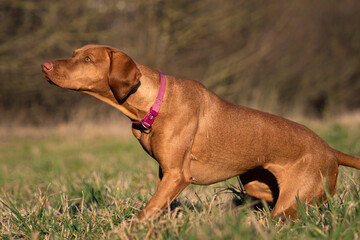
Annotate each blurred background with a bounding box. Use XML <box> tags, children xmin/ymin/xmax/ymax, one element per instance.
<box><xmin>1</xmin><ymin>0</ymin><xmax>360</xmax><ymax>126</ymax></box>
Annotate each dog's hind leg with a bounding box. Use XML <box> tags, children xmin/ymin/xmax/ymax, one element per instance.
<box><xmin>270</xmin><ymin>158</ymin><xmax>338</xmax><ymax>219</ymax></box>
<box><xmin>240</xmin><ymin>167</ymin><xmax>279</xmax><ymax>203</ymax></box>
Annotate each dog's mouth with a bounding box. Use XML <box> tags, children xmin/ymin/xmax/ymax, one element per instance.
<box><xmin>47</xmin><ymin>78</ymin><xmax>58</xmax><ymax>86</ymax></box>
<box><xmin>43</xmin><ymin>73</ymin><xmax>59</xmax><ymax>87</ymax></box>
<box><xmin>43</xmin><ymin>74</ymin><xmax>83</xmax><ymax>92</ymax></box>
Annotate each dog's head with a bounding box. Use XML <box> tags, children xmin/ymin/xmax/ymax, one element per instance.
<box><xmin>41</xmin><ymin>45</ymin><xmax>142</xmax><ymax>103</ymax></box>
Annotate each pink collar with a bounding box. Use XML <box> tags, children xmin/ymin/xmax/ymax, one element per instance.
<box><xmin>132</xmin><ymin>71</ymin><xmax>166</xmax><ymax>130</ymax></box>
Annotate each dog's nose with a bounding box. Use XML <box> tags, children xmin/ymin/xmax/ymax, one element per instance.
<box><xmin>41</xmin><ymin>61</ymin><xmax>53</xmax><ymax>72</ymax></box>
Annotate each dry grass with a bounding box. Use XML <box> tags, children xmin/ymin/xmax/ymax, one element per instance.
<box><xmin>0</xmin><ymin>117</ymin><xmax>360</xmax><ymax>239</ymax></box>
<box><xmin>0</xmin><ymin>118</ymin><xmax>132</xmax><ymax>141</ymax></box>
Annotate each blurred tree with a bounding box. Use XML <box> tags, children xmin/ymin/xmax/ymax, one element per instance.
<box><xmin>0</xmin><ymin>0</ymin><xmax>359</xmax><ymax>125</ymax></box>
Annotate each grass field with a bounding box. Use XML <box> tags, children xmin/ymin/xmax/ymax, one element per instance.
<box><xmin>0</xmin><ymin>120</ymin><xmax>360</xmax><ymax>239</ymax></box>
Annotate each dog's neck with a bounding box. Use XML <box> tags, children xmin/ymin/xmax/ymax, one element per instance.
<box><xmin>83</xmin><ymin>64</ymin><xmax>161</xmax><ymax>122</ymax></box>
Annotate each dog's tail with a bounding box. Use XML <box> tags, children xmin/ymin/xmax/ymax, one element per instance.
<box><xmin>333</xmin><ymin>149</ymin><xmax>360</xmax><ymax>169</ymax></box>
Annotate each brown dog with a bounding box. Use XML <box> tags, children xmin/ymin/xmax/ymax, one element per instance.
<box><xmin>42</xmin><ymin>45</ymin><xmax>360</xmax><ymax>220</ymax></box>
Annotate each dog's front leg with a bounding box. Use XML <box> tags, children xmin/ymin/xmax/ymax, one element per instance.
<box><xmin>138</xmin><ymin>169</ymin><xmax>189</xmax><ymax>220</ymax></box>
<box><xmin>137</xmin><ymin>121</ymin><xmax>197</xmax><ymax>220</ymax></box>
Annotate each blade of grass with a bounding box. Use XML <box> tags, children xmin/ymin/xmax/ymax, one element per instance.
<box><xmin>0</xmin><ymin>199</ymin><xmax>31</xmax><ymax>233</ymax></box>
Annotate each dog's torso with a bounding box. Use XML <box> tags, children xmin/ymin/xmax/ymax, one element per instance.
<box><xmin>132</xmin><ymin>69</ymin><xmax>336</xmax><ymax>186</ymax></box>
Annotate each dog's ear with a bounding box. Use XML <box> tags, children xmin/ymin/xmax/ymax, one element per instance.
<box><xmin>108</xmin><ymin>50</ymin><xmax>141</xmax><ymax>103</ymax></box>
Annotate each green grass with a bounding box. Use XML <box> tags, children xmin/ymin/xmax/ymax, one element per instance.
<box><xmin>0</xmin><ymin>123</ymin><xmax>360</xmax><ymax>239</ymax></box>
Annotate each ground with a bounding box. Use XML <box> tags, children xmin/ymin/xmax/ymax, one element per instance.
<box><xmin>0</xmin><ymin>118</ymin><xmax>359</xmax><ymax>239</ymax></box>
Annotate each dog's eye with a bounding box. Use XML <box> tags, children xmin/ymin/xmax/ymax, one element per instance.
<box><xmin>84</xmin><ymin>56</ymin><xmax>91</xmax><ymax>62</ymax></box>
